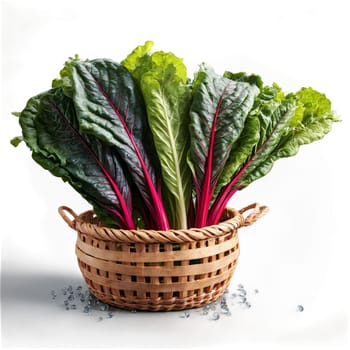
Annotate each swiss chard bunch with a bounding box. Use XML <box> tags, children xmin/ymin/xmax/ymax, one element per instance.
<box><xmin>12</xmin><ymin>41</ymin><xmax>339</xmax><ymax>230</ymax></box>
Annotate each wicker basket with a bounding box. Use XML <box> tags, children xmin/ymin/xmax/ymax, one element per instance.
<box><xmin>58</xmin><ymin>203</ymin><xmax>267</xmax><ymax>311</ymax></box>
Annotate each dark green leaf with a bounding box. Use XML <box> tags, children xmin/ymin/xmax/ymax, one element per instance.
<box><xmin>69</xmin><ymin>59</ymin><xmax>169</xmax><ymax>229</ymax></box>
<box><xmin>188</xmin><ymin>65</ymin><xmax>258</xmax><ymax>227</ymax></box>
<box><xmin>20</xmin><ymin>88</ymin><xmax>135</xmax><ymax>228</ymax></box>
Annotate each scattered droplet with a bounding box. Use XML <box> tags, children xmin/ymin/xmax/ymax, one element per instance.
<box><xmin>181</xmin><ymin>311</ymin><xmax>190</xmax><ymax>318</ymax></box>
<box><xmin>83</xmin><ymin>306</ymin><xmax>90</xmax><ymax>313</ymax></box>
<box><xmin>237</xmin><ymin>296</ymin><xmax>247</xmax><ymax>304</ymax></box>
<box><xmin>296</xmin><ymin>305</ymin><xmax>304</xmax><ymax>312</ymax></box>
<box><xmin>200</xmin><ymin>305</ymin><xmax>210</xmax><ymax>315</ymax></box>
<box><xmin>209</xmin><ymin>311</ymin><xmax>220</xmax><ymax>321</ymax></box>
<box><xmin>48</xmin><ymin>282</ymin><xmax>267</xmax><ymax>322</ymax></box>
<box><xmin>241</xmin><ymin>302</ymin><xmax>251</xmax><ymax>309</ymax></box>
<box><xmin>220</xmin><ymin>305</ymin><xmax>231</xmax><ymax>315</ymax></box>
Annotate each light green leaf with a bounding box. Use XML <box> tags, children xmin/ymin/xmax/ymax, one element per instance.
<box><xmin>139</xmin><ymin>52</ymin><xmax>192</xmax><ymax>229</ymax></box>
<box><xmin>272</xmin><ymin>87</ymin><xmax>340</xmax><ymax>159</ymax></box>
<box><xmin>121</xmin><ymin>40</ymin><xmax>154</xmax><ymax>73</ymax></box>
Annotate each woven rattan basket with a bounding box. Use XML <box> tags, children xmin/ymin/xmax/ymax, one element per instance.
<box><xmin>58</xmin><ymin>203</ymin><xmax>267</xmax><ymax>311</ymax></box>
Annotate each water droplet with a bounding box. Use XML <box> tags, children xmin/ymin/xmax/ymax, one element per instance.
<box><xmin>107</xmin><ymin>312</ymin><xmax>113</xmax><ymax>318</ymax></box>
<box><xmin>64</xmin><ymin>300</ymin><xmax>69</xmax><ymax>306</ymax></box>
<box><xmin>83</xmin><ymin>306</ymin><xmax>90</xmax><ymax>313</ymax></box>
<box><xmin>220</xmin><ymin>306</ymin><xmax>231</xmax><ymax>315</ymax></box>
<box><xmin>220</xmin><ymin>297</ymin><xmax>227</xmax><ymax>305</ymax></box>
<box><xmin>130</xmin><ymin>310</ymin><xmax>137</xmax><ymax>313</ymax></box>
<box><xmin>254</xmin><ymin>289</ymin><xmax>259</xmax><ymax>294</ymax></box>
<box><xmin>97</xmin><ymin>316</ymin><xmax>103</xmax><ymax>322</ymax></box>
<box><xmin>181</xmin><ymin>311</ymin><xmax>190</xmax><ymax>318</ymax></box>
<box><xmin>100</xmin><ymin>305</ymin><xmax>107</xmax><ymax>311</ymax></box>
<box><xmin>200</xmin><ymin>305</ymin><xmax>210</xmax><ymax>315</ymax></box>
<box><xmin>237</xmin><ymin>284</ymin><xmax>244</xmax><ymax>289</ymax></box>
<box><xmin>68</xmin><ymin>294</ymin><xmax>74</xmax><ymax>301</ymax></box>
<box><xmin>296</xmin><ymin>305</ymin><xmax>304</xmax><ymax>312</ymax></box>
<box><xmin>71</xmin><ymin>304</ymin><xmax>77</xmax><ymax>310</ymax></box>
<box><xmin>209</xmin><ymin>311</ymin><xmax>220</xmax><ymax>321</ymax></box>
<box><xmin>241</xmin><ymin>302</ymin><xmax>251</xmax><ymax>309</ymax></box>
<box><xmin>237</xmin><ymin>296</ymin><xmax>247</xmax><ymax>304</ymax></box>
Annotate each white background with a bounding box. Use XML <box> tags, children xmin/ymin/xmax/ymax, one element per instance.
<box><xmin>1</xmin><ymin>0</ymin><xmax>349</xmax><ymax>349</ymax></box>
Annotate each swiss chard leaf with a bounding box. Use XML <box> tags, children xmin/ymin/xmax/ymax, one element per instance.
<box><xmin>20</xmin><ymin>88</ymin><xmax>135</xmax><ymax>228</ymax></box>
<box><xmin>188</xmin><ymin>66</ymin><xmax>258</xmax><ymax>227</ymax></box>
<box><xmin>234</xmin><ymin>88</ymin><xmax>339</xmax><ymax>189</ymax></box>
<box><xmin>234</xmin><ymin>97</ymin><xmax>297</xmax><ymax>188</ymax></box>
<box><xmin>125</xmin><ymin>50</ymin><xmax>192</xmax><ymax>229</ymax></box>
<box><xmin>69</xmin><ymin>59</ymin><xmax>170</xmax><ymax>229</ymax></box>
<box><xmin>208</xmin><ymin>85</ymin><xmax>339</xmax><ymax>225</ymax></box>
<box><xmin>207</xmin><ymin>92</ymin><xmax>296</xmax><ymax>225</ymax></box>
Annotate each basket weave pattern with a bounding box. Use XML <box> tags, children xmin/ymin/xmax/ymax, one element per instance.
<box><xmin>59</xmin><ymin>204</ymin><xmax>267</xmax><ymax>311</ymax></box>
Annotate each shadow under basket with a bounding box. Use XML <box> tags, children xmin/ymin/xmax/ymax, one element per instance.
<box><xmin>58</xmin><ymin>203</ymin><xmax>268</xmax><ymax>311</ymax></box>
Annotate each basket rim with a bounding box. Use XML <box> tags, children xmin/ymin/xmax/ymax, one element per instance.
<box><xmin>73</xmin><ymin>208</ymin><xmax>241</xmax><ymax>243</ymax></box>
<box><xmin>59</xmin><ymin>203</ymin><xmax>268</xmax><ymax>243</ymax></box>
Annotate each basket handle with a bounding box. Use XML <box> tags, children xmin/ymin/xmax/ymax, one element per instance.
<box><xmin>239</xmin><ymin>203</ymin><xmax>268</xmax><ymax>227</ymax></box>
<box><xmin>58</xmin><ymin>206</ymin><xmax>78</xmax><ymax>230</ymax></box>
